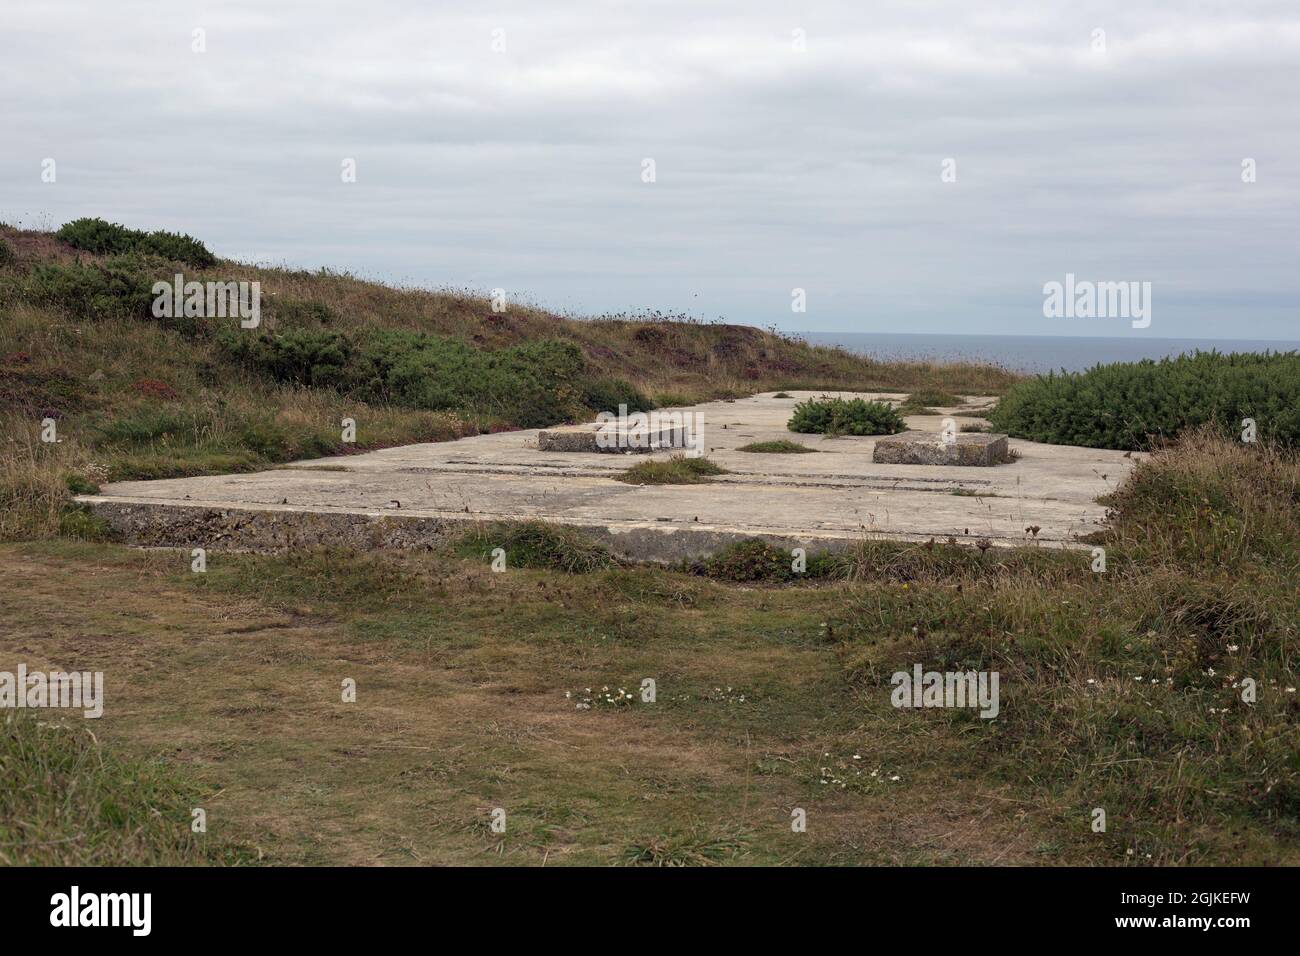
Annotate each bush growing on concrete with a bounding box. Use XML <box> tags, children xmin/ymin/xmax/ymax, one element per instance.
<box><xmin>788</xmin><ymin>396</ymin><xmax>906</xmax><ymax>436</ymax></box>
<box><xmin>988</xmin><ymin>351</ymin><xmax>1300</xmax><ymax>450</ymax></box>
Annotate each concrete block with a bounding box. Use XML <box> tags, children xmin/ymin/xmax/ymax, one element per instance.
<box><xmin>872</xmin><ymin>430</ymin><xmax>1010</xmax><ymax>467</ymax></box>
<box><xmin>538</xmin><ymin>423</ymin><xmax>697</xmax><ymax>454</ymax></box>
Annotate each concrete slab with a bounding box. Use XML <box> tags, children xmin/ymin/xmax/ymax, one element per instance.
<box><xmin>79</xmin><ymin>391</ymin><xmax>1141</xmax><ymax>562</ymax></box>
<box><xmin>873</xmin><ymin>430</ymin><xmax>1010</xmax><ymax>466</ymax></box>
<box><xmin>538</xmin><ymin>417</ymin><xmax>698</xmax><ymax>454</ymax></box>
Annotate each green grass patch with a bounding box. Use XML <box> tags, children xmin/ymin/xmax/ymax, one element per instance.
<box><xmin>616</xmin><ymin>455</ymin><xmax>727</xmax><ymax>484</ymax></box>
<box><xmin>457</xmin><ymin>520</ymin><xmax>619</xmax><ymax>573</ymax></box>
<box><xmin>683</xmin><ymin>538</ymin><xmax>841</xmax><ymax>583</ymax></box>
<box><xmin>736</xmin><ymin>439</ymin><xmax>817</xmax><ymax>454</ymax></box>
<box><xmin>0</xmin><ymin>713</ymin><xmax>249</xmax><ymax>865</ymax></box>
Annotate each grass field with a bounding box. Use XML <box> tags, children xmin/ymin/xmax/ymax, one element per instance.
<box><xmin>1</xmin><ymin>432</ymin><xmax>1295</xmax><ymax>866</ymax></box>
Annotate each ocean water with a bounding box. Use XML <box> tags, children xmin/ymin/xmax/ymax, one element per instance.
<box><xmin>801</xmin><ymin>332</ymin><xmax>1300</xmax><ymax>375</ymax></box>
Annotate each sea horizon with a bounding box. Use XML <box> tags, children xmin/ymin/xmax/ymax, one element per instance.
<box><xmin>799</xmin><ymin>331</ymin><xmax>1300</xmax><ymax>374</ymax></box>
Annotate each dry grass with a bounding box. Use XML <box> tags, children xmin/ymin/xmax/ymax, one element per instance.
<box><xmin>0</xmin><ymin>540</ymin><xmax>1053</xmax><ymax>866</ymax></box>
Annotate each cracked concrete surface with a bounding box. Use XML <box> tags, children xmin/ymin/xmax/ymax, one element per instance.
<box><xmin>79</xmin><ymin>391</ymin><xmax>1140</xmax><ymax>561</ymax></box>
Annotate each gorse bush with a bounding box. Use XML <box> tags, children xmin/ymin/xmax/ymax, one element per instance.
<box><xmin>582</xmin><ymin>377</ymin><xmax>655</xmax><ymax>414</ymax></box>
<box><xmin>218</xmin><ymin>327</ymin><xmax>352</xmax><ymax>388</ymax></box>
<box><xmin>989</xmin><ymin>351</ymin><xmax>1300</xmax><ymax>450</ymax></box>
<box><xmin>367</xmin><ymin>333</ymin><xmax>585</xmax><ymax>428</ymax></box>
<box><xmin>788</xmin><ymin>396</ymin><xmax>906</xmax><ymax>436</ymax></box>
<box><xmin>26</xmin><ymin>258</ymin><xmax>156</xmax><ymax>321</ymax></box>
<box><xmin>219</xmin><ymin>326</ymin><xmax>587</xmax><ymax>428</ymax></box>
<box><xmin>56</xmin><ymin>217</ymin><xmax>216</xmax><ymax>268</ymax></box>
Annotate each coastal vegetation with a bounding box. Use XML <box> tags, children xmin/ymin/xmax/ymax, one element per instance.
<box><xmin>989</xmin><ymin>351</ymin><xmax>1300</xmax><ymax>450</ymax></box>
<box><xmin>788</xmin><ymin>395</ymin><xmax>907</xmax><ymax>436</ymax></box>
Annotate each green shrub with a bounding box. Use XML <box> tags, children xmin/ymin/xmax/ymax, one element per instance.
<box><xmin>27</xmin><ymin>259</ymin><xmax>155</xmax><ymax>321</ymax></box>
<box><xmin>788</xmin><ymin>396</ymin><xmax>906</xmax><ymax>436</ymax></box>
<box><xmin>55</xmin><ymin>218</ymin><xmax>135</xmax><ymax>255</ymax></box>
<box><xmin>370</xmin><ymin>333</ymin><xmax>584</xmax><ymax>427</ymax></box>
<box><xmin>582</xmin><ymin>377</ymin><xmax>655</xmax><ymax>415</ymax></box>
<box><xmin>218</xmin><ymin>326</ymin><xmax>352</xmax><ymax>388</ymax></box>
<box><xmin>219</xmin><ymin>326</ymin><xmax>587</xmax><ymax>428</ymax></box>
<box><xmin>56</xmin><ymin>217</ymin><xmax>216</xmax><ymax>268</ymax></box>
<box><xmin>135</xmin><ymin>230</ymin><xmax>216</xmax><ymax>268</ymax></box>
<box><xmin>462</xmin><ymin>338</ymin><xmax>585</xmax><ymax>428</ymax></box>
<box><xmin>988</xmin><ymin>351</ymin><xmax>1300</xmax><ymax>450</ymax></box>
<box><xmin>0</xmin><ymin>237</ymin><xmax>14</xmax><ymax>268</ymax></box>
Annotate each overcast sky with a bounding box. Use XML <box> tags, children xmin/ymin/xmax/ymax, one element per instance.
<box><xmin>3</xmin><ymin>0</ymin><xmax>1297</xmax><ymax>339</ymax></box>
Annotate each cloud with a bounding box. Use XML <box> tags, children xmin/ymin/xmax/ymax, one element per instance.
<box><xmin>2</xmin><ymin>0</ymin><xmax>1297</xmax><ymax>337</ymax></box>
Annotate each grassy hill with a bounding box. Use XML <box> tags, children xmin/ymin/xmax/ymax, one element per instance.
<box><xmin>0</xmin><ymin>219</ymin><xmax>1017</xmax><ymax>539</ymax></box>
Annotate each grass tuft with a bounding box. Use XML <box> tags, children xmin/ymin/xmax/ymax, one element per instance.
<box><xmin>736</xmin><ymin>439</ymin><xmax>817</xmax><ymax>454</ymax></box>
<box><xmin>616</xmin><ymin>455</ymin><xmax>727</xmax><ymax>485</ymax></box>
<box><xmin>458</xmin><ymin>520</ymin><xmax>619</xmax><ymax>573</ymax></box>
